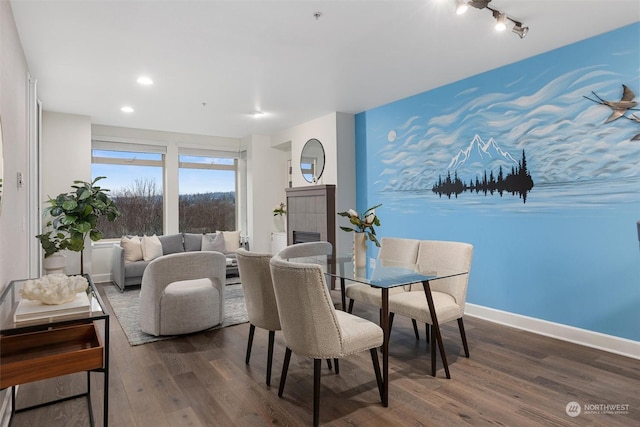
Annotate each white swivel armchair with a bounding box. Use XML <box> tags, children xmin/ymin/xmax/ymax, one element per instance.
<box><xmin>139</xmin><ymin>251</ymin><xmax>226</xmax><ymax>336</ymax></box>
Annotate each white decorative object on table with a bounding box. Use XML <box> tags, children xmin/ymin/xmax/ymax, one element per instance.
<box><xmin>353</xmin><ymin>232</ymin><xmax>367</xmax><ymax>268</ymax></box>
<box><xmin>337</xmin><ymin>204</ymin><xmax>383</xmax><ymax>269</ymax></box>
<box><xmin>19</xmin><ymin>274</ymin><xmax>88</xmax><ymax>305</ymax></box>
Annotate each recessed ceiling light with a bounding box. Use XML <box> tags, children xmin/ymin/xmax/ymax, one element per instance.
<box><xmin>121</xmin><ymin>106</ymin><xmax>134</xmax><ymax>113</ymax></box>
<box><xmin>136</xmin><ymin>76</ymin><xmax>153</xmax><ymax>85</ymax></box>
<box><xmin>251</xmin><ymin>110</ymin><xmax>265</xmax><ymax>118</ymax></box>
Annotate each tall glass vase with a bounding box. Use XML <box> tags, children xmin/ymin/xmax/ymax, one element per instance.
<box><xmin>353</xmin><ymin>232</ymin><xmax>367</xmax><ymax>268</ymax></box>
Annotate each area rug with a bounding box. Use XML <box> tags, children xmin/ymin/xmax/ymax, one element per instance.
<box><xmin>103</xmin><ymin>277</ymin><xmax>247</xmax><ymax>346</ymax></box>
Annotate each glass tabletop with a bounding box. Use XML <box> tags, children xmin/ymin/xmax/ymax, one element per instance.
<box><xmin>0</xmin><ymin>274</ymin><xmax>108</xmax><ymax>334</ymax></box>
<box><xmin>289</xmin><ymin>255</ymin><xmax>468</xmax><ymax>289</ymax></box>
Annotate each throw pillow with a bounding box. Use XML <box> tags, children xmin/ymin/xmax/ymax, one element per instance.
<box><xmin>217</xmin><ymin>230</ymin><xmax>240</xmax><ymax>253</ymax></box>
<box><xmin>202</xmin><ymin>233</ymin><xmax>226</xmax><ymax>253</ymax></box>
<box><xmin>142</xmin><ymin>234</ymin><xmax>163</xmax><ymax>261</ymax></box>
<box><xmin>158</xmin><ymin>233</ymin><xmax>184</xmax><ymax>255</ymax></box>
<box><xmin>120</xmin><ymin>236</ymin><xmax>143</xmax><ymax>263</ymax></box>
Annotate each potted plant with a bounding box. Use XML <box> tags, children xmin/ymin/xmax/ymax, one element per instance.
<box><xmin>36</xmin><ymin>177</ymin><xmax>121</xmax><ymax>275</ymax></box>
<box><xmin>337</xmin><ymin>204</ymin><xmax>382</xmax><ymax>267</ymax></box>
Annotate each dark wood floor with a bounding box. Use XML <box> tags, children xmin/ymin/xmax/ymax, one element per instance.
<box><xmin>10</xmin><ymin>282</ymin><xmax>640</xmax><ymax>426</ymax></box>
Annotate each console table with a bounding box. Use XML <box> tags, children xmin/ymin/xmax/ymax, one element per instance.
<box><xmin>0</xmin><ymin>275</ymin><xmax>109</xmax><ymax>426</ymax></box>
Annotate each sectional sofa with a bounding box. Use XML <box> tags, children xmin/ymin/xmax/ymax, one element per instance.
<box><xmin>112</xmin><ymin>231</ymin><xmax>244</xmax><ymax>291</ymax></box>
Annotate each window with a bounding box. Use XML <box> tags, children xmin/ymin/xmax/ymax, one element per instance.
<box><xmin>91</xmin><ymin>146</ymin><xmax>164</xmax><ymax>238</ymax></box>
<box><xmin>178</xmin><ymin>153</ymin><xmax>237</xmax><ymax>233</ymax></box>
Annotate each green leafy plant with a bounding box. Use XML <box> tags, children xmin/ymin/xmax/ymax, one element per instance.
<box><xmin>273</xmin><ymin>202</ymin><xmax>286</xmax><ymax>216</ymax></box>
<box><xmin>337</xmin><ymin>204</ymin><xmax>382</xmax><ymax>247</ymax></box>
<box><xmin>36</xmin><ymin>177</ymin><xmax>121</xmax><ymax>273</ymax></box>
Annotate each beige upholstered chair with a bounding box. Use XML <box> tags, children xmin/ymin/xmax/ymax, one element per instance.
<box><xmin>139</xmin><ymin>251</ymin><xmax>226</xmax><ymax>336</ymax></box>
<box><xmin>388</xmin><ymin>240</ymin><xmax>473</xmax><ymax>375</ymax></box>
<box><xmin>235</xmin><ymin>248</ymin><xmax>281</xmax><ymax>386</ymax></box>
<box><xmin>270</xmin><ymin>243</ymin><xmax>384</xmax><ymax>427</ymax></box>
<box><xmin>345</xmin><ymin>237</ymin><xmax>420</xmax><ymax>333</ymax></box>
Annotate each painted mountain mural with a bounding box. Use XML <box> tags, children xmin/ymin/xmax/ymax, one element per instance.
<box><xmin>434</xmin><ymin>135</ymin><xmax>534</xmax><ymax>203</ymax></box>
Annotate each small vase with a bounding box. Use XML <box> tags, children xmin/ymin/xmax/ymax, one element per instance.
<box><xmin>43</xmin><ymin>253</ymin><xmax>66</xmax><ymax>275</ymax></box>
<box><xmin>274</xmin><ymin>215</ymin><xmax>286</xmax><ymax>232</ymax></box>
<box><xmin>353</xmin><ymin>232</ymin><xmax>367</xmax><ymax>268</ymax></box>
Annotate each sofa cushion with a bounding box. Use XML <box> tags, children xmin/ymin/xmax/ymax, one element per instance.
<box><xmin>124</xmin><ymin>259</ymin><xmax>149</xmax><ymax>279</ymax></box>
<box><xmin>183</xmin><ymin>233</ymin><xmax>202</xmax><ymax>252</ymax></box>
<box><xmin>202</xmin><ymin>233</ymin><xmax>226</xmax><ymax>252</ymax></box>
<box><xmin>142</xmin><ymin>235</ymin><xmax>163</xmax><ymax>261</ymax></box>
<box><xmin>120</xmin><ymin>236</ymin><xmax>143</xmax><ymax>263</ymax></box>
<box><xmin>217</xmin><ymin>230</ymin><xmax>240</xmax><ymax>253</ymax></box>
<box><xmin>159</xmin><ymin>233</ymin><xmax>185</xmax><ymax>255</ymax></box>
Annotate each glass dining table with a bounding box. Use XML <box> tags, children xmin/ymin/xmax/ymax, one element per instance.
<box><xmin>294</xmin><ymin>254</ymin><xmax>468</xmax><ymax>407</ymax></box>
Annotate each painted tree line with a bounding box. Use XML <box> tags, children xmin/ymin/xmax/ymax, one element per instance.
<box><xmin>96</xmin><ymin>178</ymin><xmax>236</xmax><ymax>238</ymax></box>
<box><xmin>432</xmin><ymin>150</ymin><xmax>534</xmax><ymax>203</ymax></box>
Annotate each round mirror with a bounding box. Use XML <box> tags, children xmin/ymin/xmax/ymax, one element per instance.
<box><xmin>300</xmin><ymin>138</ymin><xmax>325</xmax><ymax>183</ymax></box>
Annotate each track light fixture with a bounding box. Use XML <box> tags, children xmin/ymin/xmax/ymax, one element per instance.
<box><xmin>455</xmin><ymin>0</ymin><xmax>529</xmax><ymax>39</ymax></box>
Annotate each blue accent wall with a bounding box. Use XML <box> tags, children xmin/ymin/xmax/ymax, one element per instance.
<box><xmin>355</xmin><ymin>23</ymin><xmax>640</xmax><ymax>341</ymax></box>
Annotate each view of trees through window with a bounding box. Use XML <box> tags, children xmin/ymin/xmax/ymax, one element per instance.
<box><xmin>92</xmin><ymin>148</ymin><xmax>236</xmax><ymax>239</ymax></box>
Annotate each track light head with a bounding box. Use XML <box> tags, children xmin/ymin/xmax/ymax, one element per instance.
<box><xmin>455</xmin><ymin>0</ymin><xmax>469</xmax><ymax>15</ymax></box>
<box><xmin>512</xmin><ymin>21</ymin><xmax>529</xmax><ymax>39</ymax></box>
<box><xmin>494</xmin><ymin>11</ymin><xmax>507</xmax><ymax>31</ymax></box>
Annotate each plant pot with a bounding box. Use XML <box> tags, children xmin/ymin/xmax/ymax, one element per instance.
<box><xmin>43</xmin><ymin>253</ymin><xmax>66</xmax><ymax>275</ymax></box>
<box><xmin>274</xmin><ymin>214</ymin><xmax>287</xmax><ymax>232</ymax></box>
<box><xmin>353</xmin><ymin>232</ymin><xmax>367</xmax><ymax>268</ymax></box>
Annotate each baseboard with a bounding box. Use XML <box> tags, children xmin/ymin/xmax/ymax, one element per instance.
<box><xmin>91</xmin><ymin>273</ymin><xmax>111</xmax><ymax>284</ymax></box>
<box><xmin>465</xmin><ymin>303</ymin><xmax>640</xmax><ymax>360</ymax></box>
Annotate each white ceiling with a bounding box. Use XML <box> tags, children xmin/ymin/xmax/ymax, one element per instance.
<box><xmin>9</xmin><ymin>0</ymin><xmax>640</xmax><ymax>139</ymax></box>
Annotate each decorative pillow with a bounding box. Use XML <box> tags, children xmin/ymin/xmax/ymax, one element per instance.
<box><xmin>202</xmin><ymin>233</ymin><xmax>226</xmax><ymax>253</ymax></box>
<box><xmin>183</xmin><ymin>232</ymin><xmax>202</xmax><ymax>252</ymax></box>
<box><xmin>120</xmin><ymin>236</ymin><xmax>143</xmax><ymax>263</ymax></box>
<box><xmin>217</xmin><ymin>230</ymin><xmax>240</xmax><ymax>253</ymax></box>
<box><xmin>142</xmin><ymin>234</ymin><xmax>163</xmax><ymax>261</ymax></box>
<box><xmin>158</xmin><ymin>233</ymin><xmax>184</xmax><ymax>255</ymax></box>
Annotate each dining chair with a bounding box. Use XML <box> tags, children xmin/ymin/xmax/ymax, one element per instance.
<box><xmin>270</xmin><ymin>244</ymin><xmax>384</xmax><ymax>427</ymax></box>
<box><xmin>345</xmin><ymin>237</ymin><xmax>422</xmax><ymax>337</ymax></box>
<box><xmin>277</xmin><ymin>241</ymin><xmax>339</xmax><ymax>372</ymax></box>
<box><xmin>235</xmin><ymin>248</ymin><xmax>281</xmax><ymax>386</ymax></box>
<box><xmin>388</xmin><ymin>240</ymin><xmax>473</xmax><ymax>376</ymax></box>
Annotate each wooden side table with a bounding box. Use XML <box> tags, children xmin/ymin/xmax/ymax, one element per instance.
<box><xmin>0</xmin><ymin>275</ymin><xmax>109</xmax><ymax>426</ymax></box>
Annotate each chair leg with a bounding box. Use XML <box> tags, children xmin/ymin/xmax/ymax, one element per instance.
<box><xmin>370</xmin><ymin>348</ymin><xmax>383</xmax><ymax>402</ymax></box>
<box><xmin>430</xmin><ymin>324</ymin><xmax>436</xmax><ymax>377</ymax></box>
<box><xmin>245</xmin><ymin>324</ymin><xmax>255</xmax><ymax>364</ymax></box>
<box><xmin>334</xmin><ymin>359</ymin><xmax>340</xmax><ymax>375</ymax></box>
<box><xmin>347</xmin><ymin>299</ymin><xmax>355</xmax><ymax>314</ymax></box>
<box><xmin>411</xmin><ymin>318</ymin><xmax>419</xmax><ymax>340</ymax></box>
<box><xmin>425</xmin><ymin>323</ymin><xmax>430</xmax><ymax>343</ymax></box>
<box><xmin>313</xmin><ymin>358</ymin><xmax>322</xmax><ymax>427</ymax></box>
<box><xmin>326</xmin><ymin>359</ymin><xmax>332</xmax><ymax>370</ymax></box>
<box><xmin>267</xmin><ymin>330</ymin><xmax>275</xmax><ymax>386</ymax></box>
<box><xmin>389</xmin><ymin>312</ymin><xmax>395</xmax><ymax>335</ymax></box>
<box><xmin>278</xmin><ymin>347</ymin><xmax>292</xmax><ymax>398</ymax></box>
<box><xmin>458</xmin><ymin>318</ymin><xmax>470</xmax><ymax>358</ymax></box>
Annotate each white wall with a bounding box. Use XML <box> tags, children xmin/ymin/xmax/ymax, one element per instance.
<box><xmin>41</xmin><ymin>111</ymin><xmax>92</xmax><ymax>275</ymax></box>
<box><xmin>0</xmin><ymin>2</ymin><xmax>31</xmax><ymax>424</ymax></box>
<box><xmin>243</xmin><ymin>134</ymin><xmax>289</xmax><ymax>252</ymax></box>
<box><xmin>271</xmin><ymin>112</ymin><xmax>356</xmax><ymax>254</ymax></box>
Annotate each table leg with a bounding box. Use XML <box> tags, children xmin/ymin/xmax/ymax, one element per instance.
<box><xmin>103</xmin><ymin>316</ymin><xmax>109</xmax><ymax>426</ymax></box>
<box><xmin>340</xmin><ymin>278</ymin><xmax>346</xmax><ymax>312</ymax></box>
<box><xmin>422</xmin><ymin>280</ymin><xmax>451</xmax><ymax>379</ymax></box>
<box><xmin>381</xmin><ymin>288</ymin><xmax>389</xmax><ymax>406</ymax></box>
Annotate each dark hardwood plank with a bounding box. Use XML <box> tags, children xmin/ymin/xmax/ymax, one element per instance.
<box><xmin>9</xmin><ymin>283</ymin><xmax>640</xmax><ymax>426</ymax></box>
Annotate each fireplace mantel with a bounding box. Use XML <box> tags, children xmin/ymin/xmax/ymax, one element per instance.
<box><xmin>285</xmin><ymin>185</ymin><xmax>336</xmax><ymax>249</ymax></box>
